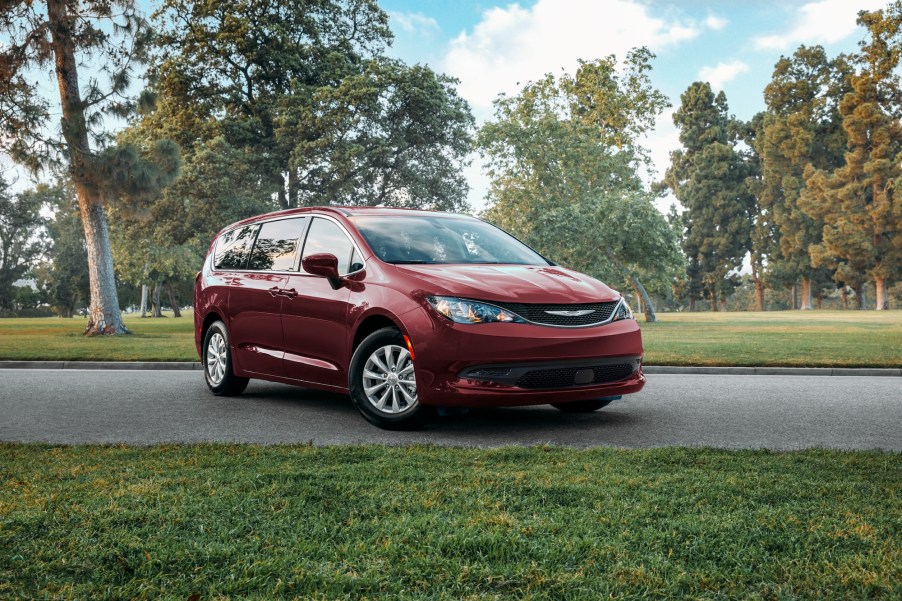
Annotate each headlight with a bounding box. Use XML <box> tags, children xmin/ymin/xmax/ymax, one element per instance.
<box><xmin>427</xmin><ymin>296</ymin><xmax>526</xmax><ymax>324</ymax></box>
<box><xmin>611</xmin><ymin>298</ymin><xmax>634</xmax><ymax>321</ymax></box>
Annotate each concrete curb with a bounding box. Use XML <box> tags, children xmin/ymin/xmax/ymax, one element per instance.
<box><xmin>0</xmin><ymin>361</ymin><xmax>899</xmax><ymax>376</ymax></box>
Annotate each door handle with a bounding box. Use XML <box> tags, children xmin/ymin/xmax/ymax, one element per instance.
<box><xmin>268</xmin><ymin>286</ymin><xmax>280</xmax><ymax>297</ymax></box>
<box><xmin>281</xmin><ymin>288</ymin><xmax>298</xmax><ymax>299</ymax></box>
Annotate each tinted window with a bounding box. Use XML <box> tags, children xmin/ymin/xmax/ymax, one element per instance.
<box><xmin>247</xmin><ymin>217</ymin><xmax>307</xmax><ymax>271</ymax></box>
<box><xmin>350</xmin><ymin>215</ymin><xmax>549</xmax><ymax>265</ymax></box>
<box><xmin>213</xmin><ymin>224</ymin><xmax>258</xmax><ymax>270</ymax></box>
<box><xmin>302</xmin><ymin>218</ymin><xmax>356</xmax><ymax>275</ymax></box>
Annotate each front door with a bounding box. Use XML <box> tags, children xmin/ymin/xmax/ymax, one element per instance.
<box><xmin>281</xmin><ymin>217</ymin><xmax>360</xmax><ymax>388</ymax></box>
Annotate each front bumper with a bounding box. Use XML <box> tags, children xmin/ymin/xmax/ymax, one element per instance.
<box><xmin>400</xmin><ymin>306</ymin><xmax>646</xmax><ymax>407</ymax></box>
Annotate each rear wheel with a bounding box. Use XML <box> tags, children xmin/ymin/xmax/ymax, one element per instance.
<box><xmin>349</xmin><ymin>328</ymin><xmax>433</xmax><ymax>430</ymax></box>
<box><xmin>203</xmin><ymin>320</ymin><xmax>249</xmax><ymax>396</ymax></box>
<box><xmin>552</xmin><ymin>399</ymin><xmax>613</xmax><ymax>413</ymax></box>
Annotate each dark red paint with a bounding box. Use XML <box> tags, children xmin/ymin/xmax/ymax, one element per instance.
<box><xmin>194</xmin><ymin>206</ymin><xmax>645</xmax><ymax>408</ymax></box>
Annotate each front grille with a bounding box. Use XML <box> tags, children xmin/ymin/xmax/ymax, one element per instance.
<box><xmin>515</xmin><ymin>363</ymin><xmax>634</xmax><ymax>389</ymax></box>
<box><xmin>491</xmin><ymin>301</ymin><xmax>619</xmax><ymax>327</ymax></box>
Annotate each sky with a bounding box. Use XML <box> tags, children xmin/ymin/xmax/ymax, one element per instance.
<box><xmin>377</xmin><ymin>0</ymin><xmax>887</xmax><ymax>212</ymax></box>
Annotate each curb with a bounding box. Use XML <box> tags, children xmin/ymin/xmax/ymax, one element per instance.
<box><xmin>0</xmin><ymin>361</ymin><xmax>899</xmax><ymax>376</ymax></box>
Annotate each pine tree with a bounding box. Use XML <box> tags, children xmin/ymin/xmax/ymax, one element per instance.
<box><xmin>801</xmin><ymin>5</ymin><xmax>902</xmax><ymax>310</ymax></box>
<box><xmin>758</xmin><ymin>46</ymin><xmax>851</xmax><ymax>310</ymax></box>
<box><xmin>665</xmin><ymin>83</ymin><xmax>753</xmax><ymax>311</ymax></box>
<box><xmin>0</xmin><ymin>1</ymin><xmax>178</xmax><ymax>334</ymax></box>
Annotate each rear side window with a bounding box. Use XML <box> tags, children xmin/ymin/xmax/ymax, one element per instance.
<box><xmin>301</xmin><ymin>217</ymin><xmax>356</xmax><ymax>275</ymax></box>
<box><xmin>247</xmin><ymin>217</ymin><xmax>307</xmax><ymax>271</ymax></box>
<box><xmin>213</xmin><ymin>224</ymin><xmax>258</xmax><ymax>270</ymax></box>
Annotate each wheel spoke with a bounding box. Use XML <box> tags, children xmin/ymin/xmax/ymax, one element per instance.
<box><xmin>363</xmin><ymin>370</ymin><xmax>386</xmax><ymax>381</ymax></box>
<box><xmin>390</xmin><ymin>386</ymin><xmax>399</xmax><ymax>410</ymax></box>
<box><xmin>384</xmin><ymin>346</ymin><xmax>395</xmax><ymax>371</ymax></box>
<box><xmin>366</xmin><ymin>381</ymin><xmax>388</xmax><ymax>395</ymax></box>
<box><xmin>398</xmin><ymin>385</ymin><xmax>416</xmax><ymax>403</ymax></box>
<box><xmin>376</xmin><ymin>388</ymin><xmax>390</xmax><ymax>410</ymax></box>
<box><xmin>370</xmin><ymin>354</ymin><xmax>390</xmax><ymax>374</ymax></box>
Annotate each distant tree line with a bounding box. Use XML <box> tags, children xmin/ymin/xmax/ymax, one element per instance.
<box><xmin>662</xmin><ymin>5</ymin><xmax>901</xmax><ymax>311</ymax></box>
<box><xmin>0</xmin><ymin>1</ymin><xmax>898</xmax><ymax>322</ymax></box>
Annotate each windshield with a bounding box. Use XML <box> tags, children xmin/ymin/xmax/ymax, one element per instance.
<box><xmin>350</xmin><ymin>214</ymin><xmax>550</xmax><ymax>265</ymax></box>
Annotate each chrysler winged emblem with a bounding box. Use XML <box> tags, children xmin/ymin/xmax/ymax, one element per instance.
<box><xmin>545</xmin><ymin>309</ymin><xmax>595</xmax><ymax>317</ymax></box>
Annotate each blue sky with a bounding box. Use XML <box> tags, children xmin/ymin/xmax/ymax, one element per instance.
<box><xmin>377</xmin><ymin>0</ymin><xmax>886</xmax><ymax>211</ymax></box>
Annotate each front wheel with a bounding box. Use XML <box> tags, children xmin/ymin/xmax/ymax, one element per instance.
<box><xmin>552</xmin><ymin>399</ymin><xmax>613</xmax><ymax>413</ymax></box>
<box><xmin>348</xmin><ymin>328</ymin><xmax>434</xmax><ymax>430</ymax></box>
<box><xmin>203</xmin><ymin>320</ymin><xmax>249</xmax><ymax>396</ymax></box>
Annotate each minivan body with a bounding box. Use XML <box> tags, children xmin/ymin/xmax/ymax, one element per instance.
<box><xmin>195</xmin><ymin>206</ymin><xmax>645</xmax><ymax>428</ymax></box>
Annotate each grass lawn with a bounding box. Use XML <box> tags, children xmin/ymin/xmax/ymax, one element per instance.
<box><xmin>0</xmin><ymin>310</ymin><xmax>899</xmax><ymax>366</ymax></box>
<box><xmin>1</xmin><ymin>445</ymin><xmax>899</xmax><ymax>599</ymax></box>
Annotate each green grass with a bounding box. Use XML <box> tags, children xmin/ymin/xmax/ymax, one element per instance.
<box><xmin>0</xmin><ymin>312</ymin><xmax>197</xmax><ymax>361</ymax></box>
<box><xmin>0</xmin><ymin>310</ymin><xmax>900</xmax><ymax>366</ymax></box>
<box><xmin>640</xmin><ymin>311</ymin><xmax>902</xmax><ymax>367</ymax></box>
<box><xmin>0</xmin><ymin>445</ymin><xmax>898</xmax><ymax>599</ymax></box>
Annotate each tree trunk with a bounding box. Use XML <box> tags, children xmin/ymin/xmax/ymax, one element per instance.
<box><xmin>814</xmin><ymin>293</ymin><xmax>823</xmax><ymax>310</ymax></box>
<box><xmin>841</xmin><ymin>286</ymin><xmax>849</xmax><ymax>310</ymax></box>
<box><xmin>790</xmin><ymin>285</ymin><xmax>797</xmax><ymax>310</ymax></box>
<box><xmin>854</xmin><ymin>284</ymin><xmax>866</xmax><ymax>310</ymax></box>
<box><xmin>800</xmin><ymin>277</ymin><xmax>813</xmax><ymax>310</ymax></box>
<box><xmin>166</xmin><ymin>281</ymin><xmax>181</xmax><ymax>318</ymax></box>
<box><xmin>140</xmin><ymin>284</ymin><xmax>148</xmax><ymax>317</ymax></box>
<box><xmin>689</xmin><ymin>296</ymin><xmax>696</xmax><ymax>312</ymax></box>
<box><xmin>47</xmin><ymin>0</ymin><xmax>127</xmax><ymax>336</ymax></box>
<box><xmin>709</xmin><ymin>288</ymin><xmax>717</xmax><ymax>312</ymax></box>
<box><xmin>875</xmin><ymin>276</ymin><xmax>888</xmax><ymax>310</ymax></box>
<box><xmin>629</xmin><ymin>275</ymin><xmax>656</xmax><ymax>322</ymax></box>
<box><xmin>753</xmin><ymin>278</ymin><xmax>764</xmax><ymax>311</ymax></box>
<box><xmin>150</xmin><ymin>283</ymin><xmax>163</xmax><ymax>317</ymax></box>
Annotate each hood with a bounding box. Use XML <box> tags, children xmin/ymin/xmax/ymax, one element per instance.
<box><xmin>392</xmin><ymin>264</ymin><xmax>619</xmax><ymax>304</ymax></box>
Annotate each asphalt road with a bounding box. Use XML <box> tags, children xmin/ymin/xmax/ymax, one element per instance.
<box><xmin>0</xmin><ymin>369</ymin><xmax>899</xmax><ymax>450</ymax></box>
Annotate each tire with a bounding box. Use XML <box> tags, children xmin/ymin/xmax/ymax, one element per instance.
<box><xmin>348</xmin><ymin>327</ymin><xmax>434</xmax><ymax>430</ymax></box>
<box><xmin>551</xmin><ymin>399</ymin><xmax>613</xmax><ymax>413</ymax></box>
<box><xmin>203</xmin><ymin>320</ymin><xmax>249</xmax><ymax>396</ymax></box>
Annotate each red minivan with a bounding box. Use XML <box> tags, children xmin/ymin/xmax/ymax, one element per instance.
<box><xmin>194</xmin><ymin>207</ymin><xmax>645</xmax><ymax>429</ymax></box>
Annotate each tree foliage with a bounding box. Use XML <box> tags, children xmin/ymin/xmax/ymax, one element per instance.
<box><xmin>0</xmin><ymin>175</ymin><xmax>49</xmax><ymax>310</ymax></box>
<box><xmin>664</xmin><ymin>83</ymin><xmax>753</xmax><ymax>311</ymax></box>
<box><xmin>801</xmin><ymin>3</ymin><xmax>902</xmax><ymax>310</ymax></box>
<box><xmin>150</xmin><ymin>0</ymin><xmax>473</xmax><ymax>212</ymax></box>
<box><xmin>479</xmin><ymin>50</ymin><xmax>682</xmax><ymax>320</ymax></box>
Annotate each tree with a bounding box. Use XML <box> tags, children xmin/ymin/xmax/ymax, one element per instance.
<box><xmin>151</xmin><ymin>0</ymin><xmax>473</xmax><ymax>211</ymax></box>
<box><xmin>756</xmin><ymin>46</ymin><xmax>851</xmax><ymax>310</ymax></box>
<box><xmin>664</xmin><ymin>82</ymin><xmax>753</xmax><ymax>311</ymax></box>
<box><xmin>479</xmin><ymin>50</ymin><xmax>683</xmax><ymax>321</ymax></box>
<box><xmin>25</xmin><ymin>183</ymin><xmax>89</xmax><ymax>317</ymax></box>
<box><xmin>0</xmin><ymin>0</ymin><xmax>178</xmax><ymax>334</ymax></box>
<box><xmin>0</xmin><ymin>175</ymin><xmax>49</xmax><ymax>310</ymax></box>
<box><xmin>801</xmin><ymin>4</ymin><xmax>902</xmax><ymax>310</ymax></box>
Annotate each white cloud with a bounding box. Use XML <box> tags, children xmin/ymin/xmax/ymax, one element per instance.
<box><xmin>704</xmin><ymin>14</ymin><xmax>727</xmax><ymax>31</ymax></box>
<box><xmin>753</xmin><ymin>0</ymin><xmax>886</xmax><ymax>50</ymax></box>
<box><xmin>389</xmin><ymin>12</ymin><xmax>439</xmax><ymax>36</ymax></box>
<box><xmin>443</xmin><ymin>0</ymin><xmax>699</xmax><ymax>118</ymax></box>
<box><xmin>697</xmin><ymin>60</ymin><xmax>749</xmax><ymax>91</ymax></box>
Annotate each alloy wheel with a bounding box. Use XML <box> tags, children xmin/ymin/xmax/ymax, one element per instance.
<box><xmin>206</xmin><ymin>331</ymin><xmax>227</xmax><ymax>385</ymax></box>
<box><xmin>362</xmin><ymin>344</ymin><xmax>418</xmax><ymax>414</ymax></box>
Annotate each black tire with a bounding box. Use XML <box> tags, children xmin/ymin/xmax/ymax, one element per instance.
<box><xmin>203</xmin><ymin>320</ymin><xmax>249</xmax><ymax>396</ymax></box>
<box><xmin>348</xmin><ymin>327</ymin><xmax>434</xmax><ymax>430</ymax></box>
<box><xmin>551</xmin><ymin>399</ymin><xmax>613</xmax><ymax>413</ymax></box>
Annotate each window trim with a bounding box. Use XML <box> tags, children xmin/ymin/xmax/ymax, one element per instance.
<box><xmin>209</xmin><ymin>213</ymin><xmax>366</xmax><ymax>277</ymax></box>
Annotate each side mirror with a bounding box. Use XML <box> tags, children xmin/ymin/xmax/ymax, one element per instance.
<box><xmin>302</xmin><ymin>253</ymin><xmax>340</xmax><ymax>279</ymax></box>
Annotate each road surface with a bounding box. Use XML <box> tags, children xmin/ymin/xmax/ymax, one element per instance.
<box><xmin>0</xmin><ymin>369</ymin><xmax>898</xmax><ymax>450</ymax></box>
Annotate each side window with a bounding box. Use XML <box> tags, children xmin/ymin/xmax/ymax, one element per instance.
<box><xmin>213</xmin><ymin>224</ymin><xmax>258</xmax><ymax>270</ymax></box>
<box><xmin>247</xmin><ymin>217</ymin><xmax>307</xmax><ymax>271</ymax></box>
<box><xmin>301</xmin><ymin>217</ymin><xmax>356</xmax><ymax>275</ymax></box>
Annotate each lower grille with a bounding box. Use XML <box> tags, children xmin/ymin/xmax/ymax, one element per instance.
<box><xmin>515</xmin><ymin>363</ymin><xmax>634</xmax><ymax>389</ymax></box>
